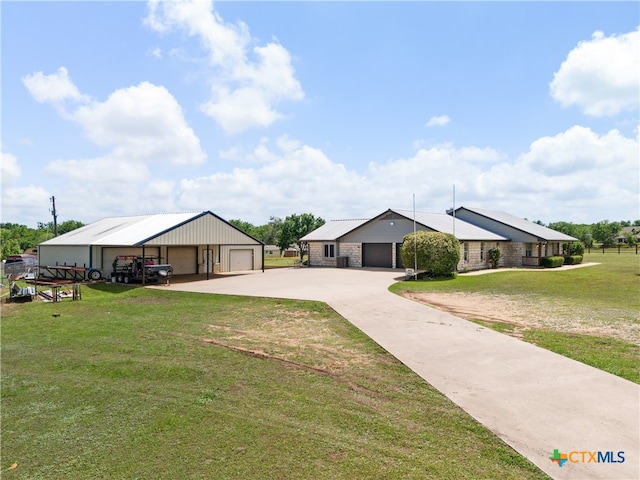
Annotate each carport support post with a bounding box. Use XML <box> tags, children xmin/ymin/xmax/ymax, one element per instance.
<box><xmin>206</xmin><ymin>244</ymin><xmax>210</xmax><ymax>280</ymax></box>
<box><xmin>142</xmin><ymin>245</ymin><xmax>146</xmax><ymax>285</ymax></box>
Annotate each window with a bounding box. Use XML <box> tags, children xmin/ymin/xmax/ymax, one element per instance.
<box><xmin>480</xmin><ymin>242</ymin><xmax>485</xmax><ymax>261</ymax></box>
<box><xmin>463</xmin><ymin>242</ymin><xmax>469</xmax><ymax>262</ymax></box>
<box><xmin>525</xmin><ymin>243</ymin><xmax>533</xmax><ymax>257</ymax></box>
<box><xmin>324</xmin><ymin>243</ymin><xmax>335</xmax><ymax>258</ymax></box>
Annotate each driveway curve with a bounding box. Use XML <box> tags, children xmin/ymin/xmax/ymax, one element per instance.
<box><xmin>154</xmin><ymin>267</ymin><xmax>639</xmax><ymax>480</ymax></box>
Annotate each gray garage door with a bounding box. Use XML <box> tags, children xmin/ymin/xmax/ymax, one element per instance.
<box><xmin>362</xmin><ymin>243</ymin><xmax>392</xmax><ymax>268</ymax></box>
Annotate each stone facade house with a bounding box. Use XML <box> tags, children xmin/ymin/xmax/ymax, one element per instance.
<box><xmin>301</xmin><ymin>209</ymin><xmax>507</xmax><ymax>271</ymax></box>
<box><xmin>450</xmin><ymin>207</ymin><xmax>578</xmax><ymax>267</ymax></box>
<box><xmin>301</xmin><ymin>207</ymin><xmax>578</xmax><ymax>271</ymax></box>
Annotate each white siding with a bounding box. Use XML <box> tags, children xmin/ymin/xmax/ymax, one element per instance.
<box><xmin>38</xmin><ymin>246</ymin><xmax>91</xmax><ymax>269</ymax></box>
<box><xmin>220</xmin><ymin>245</ymin><xmax>262</xmax><ymax>272</ymax></box>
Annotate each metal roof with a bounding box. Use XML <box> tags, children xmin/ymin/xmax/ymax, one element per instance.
<box><xmin>392</xmin><ymin>210</ymin><xmax>508</xmax><ymax>241</ymax></box>
<box><xmin>300</xmin><ymin>219</ymin><xmax>369</xmax><ymax>241</ymax></box>
<box><xmin>301</xmin><ymin>210</ymin><xmax>507</xmax><ymax>242</ymax></box>
<box><xmin>38</xmin><ymin>211</ymin><xmax>259</xmax><ymax>246</ymax></box>
<box><xmin>455</xmin><ymin>207</ymin><xmax>578</xmax><ymax>241</ymax></box>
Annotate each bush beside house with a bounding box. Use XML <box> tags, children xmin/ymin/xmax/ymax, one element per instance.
<box><xmin>401</xmin><ymin>232</ymin><xmax>460</xmax><ymax>277</ymax></box>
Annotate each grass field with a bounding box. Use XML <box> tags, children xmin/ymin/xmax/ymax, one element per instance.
<box><xmin>390</xmin><ymin>253</ymin><xmax>640</xmax><ymax>383</ymax></box>
<box><xmin>0</xmin><ymin>285</ymin><xmax>547</xmax><ymax>479</ymax></box>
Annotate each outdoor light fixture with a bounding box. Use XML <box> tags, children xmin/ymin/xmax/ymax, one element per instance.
<box><xmin>390</xmin><ymin>221</ymin><xmax>395</xmax><ymax>226</ymax></box>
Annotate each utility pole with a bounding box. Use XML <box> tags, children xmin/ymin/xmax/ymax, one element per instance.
<box><xmin>50</xmin><ymin>196</ymin><xmax>58</xmax><ymax>237</ymax></box>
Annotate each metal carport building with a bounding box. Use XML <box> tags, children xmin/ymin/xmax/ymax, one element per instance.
<box><xmin>37</xmin><ymin>211</ymin><xmax>264</xmax><ymax>280</ymax></box>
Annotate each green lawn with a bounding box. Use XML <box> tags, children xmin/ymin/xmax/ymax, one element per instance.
<box><xmin>1</xmin><ymin>285</ymin><xmax>547</xmax><ymax>479</ymax></box>
<box><xmin>390</xmin><ymin>253</ymin><xmax>640</xmax><ymax>383</ymax></box>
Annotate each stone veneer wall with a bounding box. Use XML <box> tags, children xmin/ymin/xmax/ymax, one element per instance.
<box><xmin>307</xmin><ymin>241</ymin><xmax>362</xmax><ymax>267</ymax></box>
<box><xmin>338</xmin><ymin>242</ymin><xmax>362</xmax><ymax>268</ymax></box>
<box><xmin>307</xmin><ymin>242</ymin><xmax>327</xmax><ymax>266</ymax></box>
<box><xmin>457</xmin><ymin>241</ymin><xmax>491</xmax><ymax>271</ymax></box>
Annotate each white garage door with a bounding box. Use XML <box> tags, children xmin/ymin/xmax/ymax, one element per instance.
<box><xmin>167</xmin><ymin>247</ymin><xmax>198</xmax><ymax>275</ymax></box>
<box><xmin>229</xmin><ymin>249</ymin><xmax>253</xmax><ymax>271</ymax></box>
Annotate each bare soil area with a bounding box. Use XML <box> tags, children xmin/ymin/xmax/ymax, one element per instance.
<box><xmin>403</xmin><ymin>291</ymin><xmax>640</xmax><ymax>345</ymax></box>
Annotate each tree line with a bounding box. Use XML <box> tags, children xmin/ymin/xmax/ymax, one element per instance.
<box><xmin>0</xmin><ymin>221</ymin><xmax>85</xmax><ymax>259</ymax></box>
<box><xmin>546</xmin><ymin>219</ymin><xmax>640</xmax><ymax>248</ymax></box>
<box><xmin>2</xmin><ymin>215</ymin><xmax>636</xmax><ymax>260</ymax></box>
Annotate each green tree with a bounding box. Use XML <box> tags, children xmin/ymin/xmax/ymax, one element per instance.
<box><xmin>591</xmin><ymin>220</ymin><xmax>621</xmax><ymax>247</ymax></box>
<box><xmin>58</xmin><ymin>220</ymin><xmax>85</xmax><ymax>235</ymax></box>
<box><xmin>400</xmin><ymin>231</ymin><xmax>460</xmax><ymax>277</ymax></box>
<box><xmin>253</xmin><ymin>216</ymin><xmax>282</xmax><ymax>245</ymax></box>
<box><xmin>623</xmin><ymin>231</ymin><xmax>638</xmax><ymax>246</ymax></box>
<box><xmin>278</xmin><ymin>213</ymin><xmax>325</xmax><ymax>259</ymax></box>
<box><xmin>0</xmin><ymin>238</ymin><xmax>22</xmax><ymax>260</ymax></box>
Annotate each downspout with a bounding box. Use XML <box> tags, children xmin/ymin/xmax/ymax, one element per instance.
<box><xmin>262</xmin><ymin>244</ymin><xmax>265</xmax><ymax>272</ymax></box>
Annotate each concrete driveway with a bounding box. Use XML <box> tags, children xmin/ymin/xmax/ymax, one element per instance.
<box><xmin>156</xmin><ymin>267</ymin><xmax>639</xmax><ymax>480</ymax></box>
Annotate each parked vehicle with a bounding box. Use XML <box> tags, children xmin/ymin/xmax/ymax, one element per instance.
<box><xmin>3</xmin><ymin>254</ymin><xmax>38</xmax><ymax>277</ymax></box>
<box><xmin>111</xmin><ymin>256</ymin><xmax>172</xmax><ymax>284</ymax></box>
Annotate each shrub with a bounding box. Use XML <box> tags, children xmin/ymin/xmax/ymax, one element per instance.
<box><xmin>540</xmin><ymin>256</ymin><xmax>564</xmax><ymax>268</ymax></box>
<box><xmin>401</xmin><ymin>231</ymin><xmax>460</xmax><ymax>277</ymax></box>
<box><xmin>564</xmin><ymin>241</ymin><xmax>585</xmax><ymax>256</ymax></box>
<box><xmin>487</xmin><ymin>247</ymin><xmax>502</xmax><ymax>269</ymax></box>
<box><xmin>563</xmin><ymin>255</ymin><xmax>583</xmax><ymax>265</ymax></box>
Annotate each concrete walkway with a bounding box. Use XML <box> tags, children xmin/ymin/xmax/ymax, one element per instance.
<box><xmin>154</xmin><ymin>267</ymin><xmax>639</xmax><ymax>480</ymax></box>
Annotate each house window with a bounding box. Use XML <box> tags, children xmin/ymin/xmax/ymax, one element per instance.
<box><xmin>480</xmin><ymin>242</ymin><xmax>485</xmax><ymax>261</ymax></box>
<box><xmin>525</xmin><ymin>243</ymin><xmax>533</xmax><ymax>257</ymax></box>
<box><xmin>463</xmin><ymin>242</ymin><xmax>469</xmax><ymax>262</ymax></box>
<box><xmin>324</xmin><ymin>243</ymin><xmax>335</xmax><ymax>258</ymax></box>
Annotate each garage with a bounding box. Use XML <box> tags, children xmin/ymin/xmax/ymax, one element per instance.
<box><xmin>229</xmin><ymin>249</ymin><xmax>254</xmax><ymax>271</ymax></box>
<box><xmin>167</xmin><ymin>247</ymin><xmax>198</xmax><ymax>275</ymax></box>
<box><xmin>362</xmin><ymin>243</ymin><xmax>392</xmax><ymax>268</ymax></box>
<box><xmin>38</xmin><ymin>211</ymin><xmax>264</xmax><ymax>281</ymax></box>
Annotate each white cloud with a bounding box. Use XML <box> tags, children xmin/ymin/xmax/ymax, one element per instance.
<box><xmin>425</xmin><ymin>115</ymin><xmax>451</xmax><ymax>127</ymax></box>
<box><xmin>73</xmin><ymin>82</ymin><xmax>206</xmax><ymax>166</ymax></box>
<box><xmin>22</xmin><ymin>69</ymin><xmax>206</xmax><ymax>167</ymax></box>
<box><xmin>475</xmin><ymin>126</ymin><xmax>639</xmax><ymax>220</ymax></box>
<box><xmin>1</xmin><ymin>151</ymin><xmax>51</xmax><ymax>225</ymax></box>
<box><xmin>1</xmin><ymin>152</ymin><xmax>21</xmax><ymax>187</ymax></box>
<box><xmin>22</xmin><ymin>67</ymin><xmax>89</xmax><ymax>105</ymax></box>
<box><xmin>550</xmin><ymin>28</ymin><xmax>640</xmax><ymax>116</ymax></box>
<box><xmin>144</xmin><ymin>0</ymin><xmax>303</xmax><ymax>134</ymax></box>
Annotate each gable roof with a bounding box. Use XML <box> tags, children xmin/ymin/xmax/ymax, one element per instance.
<box><xmin>452</xmin><ymin>207</ymin><xmax>578</xmax><ymax>242</ymax></box>
<box><xmin>300</xmin><ymin>209</ymin><xmax>507</xmax><ymax>242</ymax></box>
<box><xmin>39</xmin><ymin>211</ymin><xmax>263</xmax><ymax>246</ymax></box>
<box><xmin>391</xmin><ymin>209</ymin><xmax>507</xmax><ymax>241</ymax></box>
<box><xmin>300</xmin><ymin>218</ymin><xmax>369</xmax><ymax>241</ymax></box>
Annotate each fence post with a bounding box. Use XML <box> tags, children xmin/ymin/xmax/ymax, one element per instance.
<box><xmin>602</xmin><ymin>245</ymin><xmax>605</xmax><ymax>254</ymax></box>
<box><xmin>618</xmin><ymin>245</ymin><xmax>621</xmax><ymax>254</ymax></box>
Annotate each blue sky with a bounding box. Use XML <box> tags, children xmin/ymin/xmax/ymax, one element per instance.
<box><xmin>2</xmin><ymin>1</ymin><xmax>638</xmax><ymax>228</ymax></box>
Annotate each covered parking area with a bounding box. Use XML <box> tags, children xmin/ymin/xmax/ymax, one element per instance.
<box><xmin>37</xmin><ymin>211</ymin><xmax>264</xmax><ymax>283</ymax></box>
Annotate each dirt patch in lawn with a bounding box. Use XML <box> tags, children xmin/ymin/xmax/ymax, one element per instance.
<box><xmin>403</xmin><ymin>291</ymin><xmax>640</xmax><ymax>345</ymax></box>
